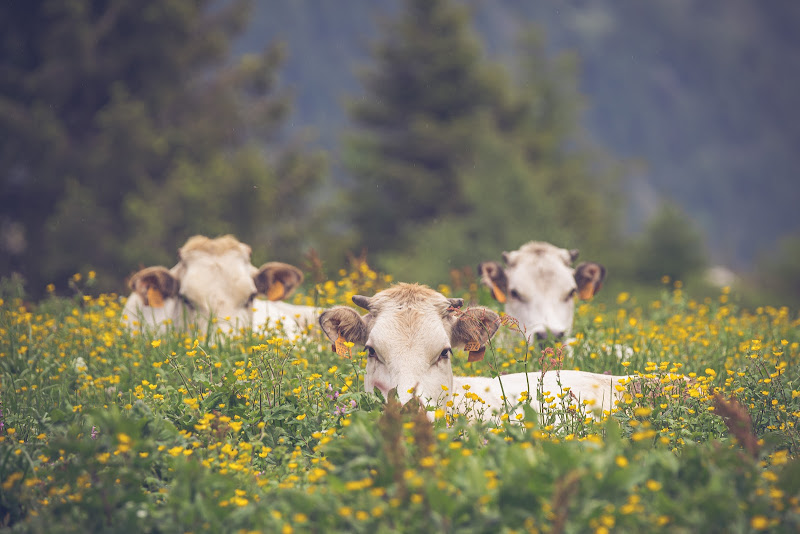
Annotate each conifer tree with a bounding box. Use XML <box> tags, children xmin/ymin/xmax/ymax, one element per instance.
<box><xmin>0</xmin><ymin>0</ymin><xmax>325</xmax><ymax>294</ymax></box>
<box><xmin>344</xmin><ymin>0</ymin><xmax>503</xmax><ymax>254</ymax></box>
<box><xmin>346</xmin><ymin>10</ymin><xmax>622</xmax><ymax>282</ymax></box>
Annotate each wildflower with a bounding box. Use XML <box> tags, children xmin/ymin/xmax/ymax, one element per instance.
<box><xmin>151</xmin><ymin>340</ymin><xmax>161</xmax><ymax>348</ymax></box>
<box><xmin>645</xmin><ymin>479</ymin><xmax>662</xmax><ymax>491</ymax></box>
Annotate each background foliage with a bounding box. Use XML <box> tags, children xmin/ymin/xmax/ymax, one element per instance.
<box><xmin>0</xmin><ymin>0</ymin><xmax>798</xmax><ymax>308</ymax></box>
<box><xmin>0</xmin><ymin>0</ymin><xmax>326</xmax><ymax>295</ymax></box>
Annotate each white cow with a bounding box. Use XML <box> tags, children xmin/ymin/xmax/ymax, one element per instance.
<box><xmin>478</xmin><ymin>242</ymin><xmax>606</xmax><ymax>343</ymax></box>
<box><xmin>319</xmin><ymin>283</ymin><xmax>629</xmax><ymax>421</ymax></box>
<box><xmin>253</xmin><ymin>299</ymin><xmax>321</xmax><ymax>338</ymax></box>
<box><xmin>122</xmin><ymin>235</ymin><xmax>308</xmax><ymax>335</ymax></box>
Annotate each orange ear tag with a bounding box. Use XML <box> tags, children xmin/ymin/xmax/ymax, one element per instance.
<box><xmin>578</xmin><ymin>282</ymin><xmax>596</xmax><ymax>301</ymax></box>
<box><xmin>266</xmin><ymin>281</ymin><xmax>286</xmax><ymax>301</ymax></box>
<box><xmin>147</xmin><ymin>287</ymin><xmax>165</xmax><ymax>308</ymax></box>
<box><xmin>467</xmin><ymin>348</ymin><xmax>486</xmax><ymax>363</ymax></box>
<box><xmin>464</xmin><ymin>340</ymin><xmax>485</xmax><ymax>362</ymax></box>
<box><xmin>334</xmin><ymin>335</ymin><xmax>351</xmax><ymax>358</ymax></box>
<box><xmin>490</xmin><ymin>284</ymin><xmax>507</xmax><ymax>304</ymax></box>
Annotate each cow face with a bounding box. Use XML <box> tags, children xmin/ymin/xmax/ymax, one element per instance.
<box><xmin>319</xmin><ymin>284</ymin><xmax>500</xmax><ymax>406</ymax></box>
<box><xmin>479</xmin><ymin>242</ymin><xmax>605</xmax><ymax>342</ymax></box>
<box><xmin>123</xmin><ymin>235</ymin><xmax>303</xmax><ymax>333</ymax></box>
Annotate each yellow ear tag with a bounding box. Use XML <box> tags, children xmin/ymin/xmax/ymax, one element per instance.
<box><xmin>147</xmin><ymin>287</ymin><xmax>165</xmax><ymax>308</ymax></box>
<box><xmin>464</xmin><ymin>341</ymin><xmax>481</xmax><ymax>352</ymax></box>
<box><xmin>468</xmin><ymin>348</ymin><xmax>486</xmax><ymax>363</ymax></box>
<box><xmin>334</xmin><ymin>335</ymin><xmax>351</xmax><ymax>358</ymax></box>
<box><xmin>491</xmin><ymin>284</ymin><xmax>507</xmax><ymax>303</ymax></box>
<box><xmin>464</xmin><ymin>340</ymin><xmax>484</xmax><ymax>362</ymax></box>
<box><xmin>266</xmin><ymin>280</ymin><xmax>286</xmax><ymax>301</ymax></box>
<box><xmin>579</xmin><ymin>282</ymin><xmax>596</xmax><ymax>301</ymax></box>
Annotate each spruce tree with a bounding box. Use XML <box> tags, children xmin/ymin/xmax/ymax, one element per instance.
<box><xmin>346</xmin><ymin>13</ymin><xmax>622</xmax><ymax>283</ymax></box>
<box><xmin>344</xmin><ymin>0</ymin><xmax>502</xmax><ymax>254</ymax></box>
<box><xmin>0</xmin><ymin>0</ymin><xmax>326</xmax><ymax>294</ymax></box>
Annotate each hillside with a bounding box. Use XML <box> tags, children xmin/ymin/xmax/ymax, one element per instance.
<box><xmin>236</xmin><ymin>0</ymin><xmax>800</xmax><ymax>269</ymax></box>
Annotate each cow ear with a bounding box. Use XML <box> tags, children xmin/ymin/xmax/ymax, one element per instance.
<box><xmin>451</xmin><ymin>307</ymin><xmax>500</xmax><ymax>362</ymax></box>
<box><xmin>575</xmin><ymin>262</ymin><xmax>606</xmax><ymax>300</ymax></box>
<box><xmin>477</xmin><ymin>261</ymin><xmax>508</xmax><ymax>303</ymax></box>
<box><xmin>254</xmin><ymin>262</ymin><xmax>304</xmax><ymax>301</ymax></box>
<box><xmin>319</xmin><ymin>307</ymin><xmax>369</xmax><ymax>357</ymax></box>
<box><xmin>129</xmin><ymin>267</ymin><xmax>179</xmax><ymax>308</ymax></box>
<box><xmin>569</xmin><ymin>249</ymin><xmax>580</xmax><ymax>264</ymax></box>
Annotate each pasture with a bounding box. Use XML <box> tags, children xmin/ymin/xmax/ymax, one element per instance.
<box><xmin>1</xmin><ymin>266</ymin><xmax>799</xmax><ymax>533</ymax></box>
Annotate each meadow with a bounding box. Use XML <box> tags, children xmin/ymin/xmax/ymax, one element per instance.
<box><xmin>1</xmin><ymin>263</ymin><xmax>799</xmax><ymax>533</ymax></box>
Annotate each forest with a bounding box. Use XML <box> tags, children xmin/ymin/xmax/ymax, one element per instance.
<box><xmin>1</xmin><ymin>0</ymin><xmax>798</xmax><ymax>307</ymax></box>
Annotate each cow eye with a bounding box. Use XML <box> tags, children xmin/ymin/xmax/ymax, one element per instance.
<box><xmin>438</xmin><ymin>348</ymin><xmax>452</xmax><ymax>361</ymax></box>
<box><xmin>245</xmin><ymin>292</ymin><xmax>258</xmax><ymax>307</ymax></box>
<box><xmin>366</xmin><ymin>346</ymin><xmax>377</xmax><ymax>359</ymax></box>
<box><xmin>510</xmin><ymin>289</ymin><xmax>523</xmax><ymax>301</ymax></box>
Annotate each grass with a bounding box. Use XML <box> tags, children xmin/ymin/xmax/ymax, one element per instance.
<box><xmin>1</xmin><ymin>266</ymin><xmax>799</xmax><ymax>533</ymax></box>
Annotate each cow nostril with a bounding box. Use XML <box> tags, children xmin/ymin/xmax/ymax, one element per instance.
<box><xmin>534</xmin><ymin>332</ymin><xmax>548</xmax><ymax>342</ymax></box>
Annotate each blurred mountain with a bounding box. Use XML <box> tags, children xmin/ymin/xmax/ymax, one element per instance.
<box><xmin>235</xmin><ymin>0</ymin><xmax>800</xmax><ymax>269</ymax></box>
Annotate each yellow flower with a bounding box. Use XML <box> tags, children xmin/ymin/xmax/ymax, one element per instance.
<box><xmin>615</xmin><ymin>456</ymin><xmax>628</xmax><ymax>468</ymax></box>
<box><xmin>750</xmin><ymin>516</ymin><xmax>770</xmax><ymax>530</ymax></box>
<box><xmin>296</xmin><ymin>414</ymin><xmax>306</xmax><ymax>421</ymax></box>
<box><xmin>151</xmin><ymin>340</ymin><xmax>161</xmax><ymax>348</ymax></box>
<box><xmin>645</xmin><ymin>479</ymin><xmax>662</xmax><ymax>491</ymax></box>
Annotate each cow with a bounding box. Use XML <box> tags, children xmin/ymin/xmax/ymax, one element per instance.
<box><xmin>478</xmin><ymin>242</ymin><xmax>606</xmax><ymax>343</ymax></box>
<box><xmin>122</xmin><ymin>235</ymin><xmax>308</xmax><ymax>335</ymax></box>
<box><xmin>319</xmin><ymin>283</ymin><xmax>629</xmax><ymax>422</ymax></box>
<box><xmin>253</xmin><ymin>299</ymin><xmax>322</xmax><ymax>338</ymax></box>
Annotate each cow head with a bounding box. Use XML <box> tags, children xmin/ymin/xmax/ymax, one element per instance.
<box><xmin>319</xmin><ymin>283</ymin><xmax>500</xmax><ymax>407</ymax></box>
<box><xmin>478</xmin><ymin>242</ymin><xmax>605</xmax><ymax>342</ymax></box>
<box><xmin>125</xmin><ymin>235</ymin><xmax>303</xmax><ymax>332</ymax></box>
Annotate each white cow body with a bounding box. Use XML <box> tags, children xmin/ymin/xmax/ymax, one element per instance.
<box><xmin>452</xmin><ymin>370</ymin><xmax>628</xmax><ymax>420</ymax></box>
<box><xmin>479</xmin><ymin>242</ymin><xmax>606</xmax><ymax>342</ymax></box>
<box><xmin>253</xmin><ymin>299</ymin><xmax>322</xmax><ymax>338</ymax></box>
<box><xmin>319</xmin><ymin>283</ymin><xmax>628</xmax><ymax>422</ymax></box>
<box><xmin>122</xmin><ymin>235</ymin><xmax>305</xmax><ymax>335</ymax></box>
<box><xmin>122</xmin><ymin>292</ymin><xmax>187</xmax><ymax>333</ymax></box>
